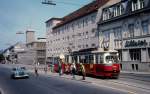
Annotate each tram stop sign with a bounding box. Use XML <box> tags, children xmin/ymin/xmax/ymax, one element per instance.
<box><xmin>59</xmin><ymin>54</ymin><xmax>65</xmax><ymax>59</ymax></box>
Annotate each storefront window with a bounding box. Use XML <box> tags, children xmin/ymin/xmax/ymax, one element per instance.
<box><xmin>129</xmin><ymin>49</ymin><xmax>141</xmax><ymax>61</ymax></box>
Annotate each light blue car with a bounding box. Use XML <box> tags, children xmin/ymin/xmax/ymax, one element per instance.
<box><xmin>11</xmin><ymin>67</ymin><xmax>29</xmax><ymax>79</ymax></box>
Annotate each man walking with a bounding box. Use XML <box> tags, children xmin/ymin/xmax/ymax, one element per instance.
<box><xmin>80</xmin><ymin>63</ymin><xmax>86</xmax><ymax>80</ymax></box>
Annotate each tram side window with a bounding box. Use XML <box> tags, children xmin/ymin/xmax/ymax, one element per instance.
<box><xmin>65</xmin><ymin>56</ymin><xmax>69</xmax><ymax>63</ymax></box>
<box><xmin>72</xmin><ymin>56</ymin><xmax>78</xmax><ymax>63</ymax></box>
<box><xmin>96</xmin><ymin>54</ymin><xmax>103</xmax><ymax>64</ymax></box>
<box><xmin>96</xmin><ymin>54</ymin><xmax>99</xmax><ymax>64</ymax></box>
<box><xmin>100</xmin><ymin>55</ymin><xmax>104</xmax><ymax>64</ymax></box>
<box><xmin>89</xmin><ymin>55</ymin><xmax>94</xmax><ymax>64</ymax></box>
<box><xmin>84</xmin><ymin>55</ymin><xmax>89</xmax><ymax>64</ymax></box>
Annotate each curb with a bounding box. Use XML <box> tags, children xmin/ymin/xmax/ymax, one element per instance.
<box><xmin>121</xmin><ymin>71</ymin><xmax>150</xmax><ymax>75</ymax></box>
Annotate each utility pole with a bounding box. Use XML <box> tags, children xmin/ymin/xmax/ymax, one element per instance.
<box><xmin>41</xmin><ymin>0</ymin><xmax>56</xmax><ymax>5</ymax></box>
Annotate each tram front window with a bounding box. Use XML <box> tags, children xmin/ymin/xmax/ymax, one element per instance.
<box><xmin>105</xmin><ymin>55</ymin><xmax>118</xmax><ymax>64</ymax></box>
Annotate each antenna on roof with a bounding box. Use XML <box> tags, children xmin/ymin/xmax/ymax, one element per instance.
<box><xmin>41</xmin><ymin>0</ymin><xmax>56</xmax><ymax>5</ymax></box>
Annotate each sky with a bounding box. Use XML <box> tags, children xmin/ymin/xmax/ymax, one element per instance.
<box><xmin>0</xmin><ymin>0</ymin><xmax>92</xmax><ymax>50</ymax></box>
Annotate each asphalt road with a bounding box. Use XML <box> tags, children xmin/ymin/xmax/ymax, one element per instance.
<box><xmin>0</xmin><ymin>65</ymin><xmax>126</xmax><ymax>94</ymax></box>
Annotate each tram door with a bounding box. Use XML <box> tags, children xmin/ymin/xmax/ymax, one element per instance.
<box><xmin>79</xmin><ymin>54</ymin><xmax>95</xmax><ymax>74</ymax></box>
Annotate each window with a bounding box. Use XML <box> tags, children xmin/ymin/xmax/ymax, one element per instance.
<box><xmin>103</xmin><ymin>31</ymin><xmax>110</xmax><ymax>41</ymax></box>
<box><xmin>128</xmin><ymin>24</ymin><xmax>134</xmax><ymax>37</ymax></box>
<box><xmin>113</xmin><ymin>4</ymin><xmax>124</xmax><ymax>17</ymax></box>
<box><xmin>85</xmin><ymin>18</ymin><xmax>88</xmax><ymax>26</ymax></box>
<box><xmin>78</xmin><ymin>45</ymin><xmax>81</xmax><ymax>48</ymax></box>
<box><xmin>96</xmin><ymin>54</ymin><xmax>99</xmax><ymax>64</ymax></box>
<box><xmin>129</xmin><ymin>49</ymin><xmax>141</xmax><ymax>61</ymax></box>
<box><xmin>71</xmin><ymin>23</ymin><xmax>74</xmax><ymax>31</ymax></box>
<box><xmin>148</xmin><ymin>48</ymin><xmax>150</xmax><ymax>58</ymax></box>
<box><xmin>78</xmin><ymin>21</ymin><xmax>81</xmax><ymax>28</ymax></box>
<box><xmin>102</xmin><ymin>9</ymin><xmax>111</xmax><ymax>20</ymax></box>
<box><xmin>113</xmin><ymin>27</ymin><xmax>122</xmax><ymax>39</ymax></box>
<box><xmin>82</xmin><ymin>19</ymin><xmax>85</xmax><ymax>28</ymax></box>
<box><xmin>140</xmin><ymin>0</ymin><xmax>145</xmax><ymax>9</ymax></box>
<box><xmin>91</xmin><ymin>43</ymin><xmax>96</xmax><ymax>47</ymax></box>
<box><xmin>132</xmin><ymin>0</ymin><xmax>138</xmax><ymax>11</ymax></box>
<box><xmin>142</xmin><ymin>20</ymin><xmax>149</xmax><ymax>35</ymax></box>
<box><xmin>67</xmin><ymin>36</ymin><xmax>70</xmax><ymax>40</ymax></box>
<box><xmin>132</xmin><ymin>0</ymin><xmax>145</xmax><ymax>11</ymax></box>
<box><xmin>91</xmin><ymin>15</ymin><xmax>96</xmax><ymax>24</ymax></box>
<box><xmin>89</xmin><ymin>55</ymin><xmax>94</xmax><ymax>64</ymax></box>
<box><xmin>85</xmin><ymin>55</ymin><xmax>89</xmax><ymax>63</ymax></box>
<box><xmin>86</xmin><ymin>44</ymin><xmax>88</xmax><ymax>48</ymax></box>
<box><xmin>86</xmin><ymin>31</ymin><xmax>88</xmax><ymax>34</ymax></box>
<box><xmin>102</xmin><ymin>10</ymin><xmax>107</xmax><ymax>21</ymax></box>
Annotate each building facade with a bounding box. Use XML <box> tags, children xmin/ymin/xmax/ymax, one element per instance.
<box><xmin>26</xmin><ymin>38</ymin><xmax>46</xmax><ymax>65</ymax></box>
<box><xmin>98</xmin><ymin>0</ymin><xmax>150</xmax><ymax>71</ymax></box>
<box><xmin>45</xmin><ymin>0</ymin><xmax>121</xmax><ymax>63</ymax></box>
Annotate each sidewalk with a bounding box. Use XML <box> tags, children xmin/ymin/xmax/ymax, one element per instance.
<box><xmin>121</xmin><ymin>71</ymin><xmax>150</xmax><ymax>75</ymax></box>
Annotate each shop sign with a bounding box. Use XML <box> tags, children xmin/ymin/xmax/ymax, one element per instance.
<box><xmin>125</xmin><ymin>40</ymin><xmax>148</xmax><ymax>47</ymax></box>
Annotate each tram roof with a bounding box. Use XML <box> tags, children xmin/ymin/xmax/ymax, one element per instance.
<box><xmin>72</xmin><ymin>48</ymin><xmax>118</xmax><ymax>55</ymax></box>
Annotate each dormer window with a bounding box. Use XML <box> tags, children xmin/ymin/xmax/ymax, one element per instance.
<box><xmin>113</xmin><ymin>4</ymin><xmax>124</xmax><ymax>17</ymax></box>
<box><xmin>132</xmin><ymin>0</ymin><xmax>145</xmax><ymax>11</ymax></box>
<box><xmin>102</xmin><ymin>9</ymin><xmax>111</xmax><ymax>21</ymax></box>
<box><xmin>102</xmin><ymin>3</ymin><xmax>125</xmax><ymax>21</ymax></box>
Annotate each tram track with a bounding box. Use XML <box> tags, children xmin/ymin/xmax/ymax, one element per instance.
<box><xmin>93</xmin><ymin>78</ymin><xmax>150</xmax><ymax>94</ymax></box>
<box><xmin>90</xmin><ymin>75</ymin><xmax>150</xmax><ymax>94</ymax></box>
<box><xmin>119</xmin><ymin>75</ymin><xmax>150</xmax><ymax>82</ymax></box>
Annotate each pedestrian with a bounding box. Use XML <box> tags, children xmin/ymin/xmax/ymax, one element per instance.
<box><xmin>70</xmin><ymin>62</ymin><xmax>76</xmax><ymax>79</ymax></box>
<box><xmin>44</xmin><ymin>66</ymin><xmax>47</xmax><ymax>74</ymax></box>
<box><xmin>58</xmin><ymin>59</ymin><xmax>63</xmax><ymax>76</ymax></box>
<box><xmin>35</xmin><ymin>67</ymin><xmax>39</xmax><ymax>77</ymax></box>
<box><xmin>80</xmin><ymin>63</ymin><xmax>86</xmax><ymax>80</ymax></box>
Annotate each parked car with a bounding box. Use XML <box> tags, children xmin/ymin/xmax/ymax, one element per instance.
<box><xmin>11</xmin><ymin>67</ymin><xmax>29</xmax><ymax>79</ymax></box>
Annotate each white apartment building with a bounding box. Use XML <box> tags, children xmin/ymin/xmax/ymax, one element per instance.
<box><xmin>46</xmin><ymin>0</ymin><xmax>121</xmax><ymax>63</ymax></box>
<box><xmin>98</xmin><ymin>0</ymin><xmax>150</xmax><ymax>72</ymax></box>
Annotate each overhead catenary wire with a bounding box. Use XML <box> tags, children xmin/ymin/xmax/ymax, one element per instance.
<box><xmin>42</xmin><ymin>0</ymin><xmax>86</xmax><ymax>6</ymax></box>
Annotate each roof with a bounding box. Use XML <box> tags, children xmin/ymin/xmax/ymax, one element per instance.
<box><xmin>45</xmin><ymin>17</ymin><xmax>62</xmax><ymax>23</ymax></box>
<box><xmin>98</xmin><ymin>0</ymin><xmax>150</xmax><ymax>25</ymax></box>
<box><xmin>53</xmin><ymin>0</ymin><xmax>109</xmax><ymax>29</ymax></box>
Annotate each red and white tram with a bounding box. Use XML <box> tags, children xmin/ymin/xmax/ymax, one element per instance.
<box><xmin>53</xmin><ymin>49</ymin><xmax>120</xmax><ymax>78</ymax></box>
